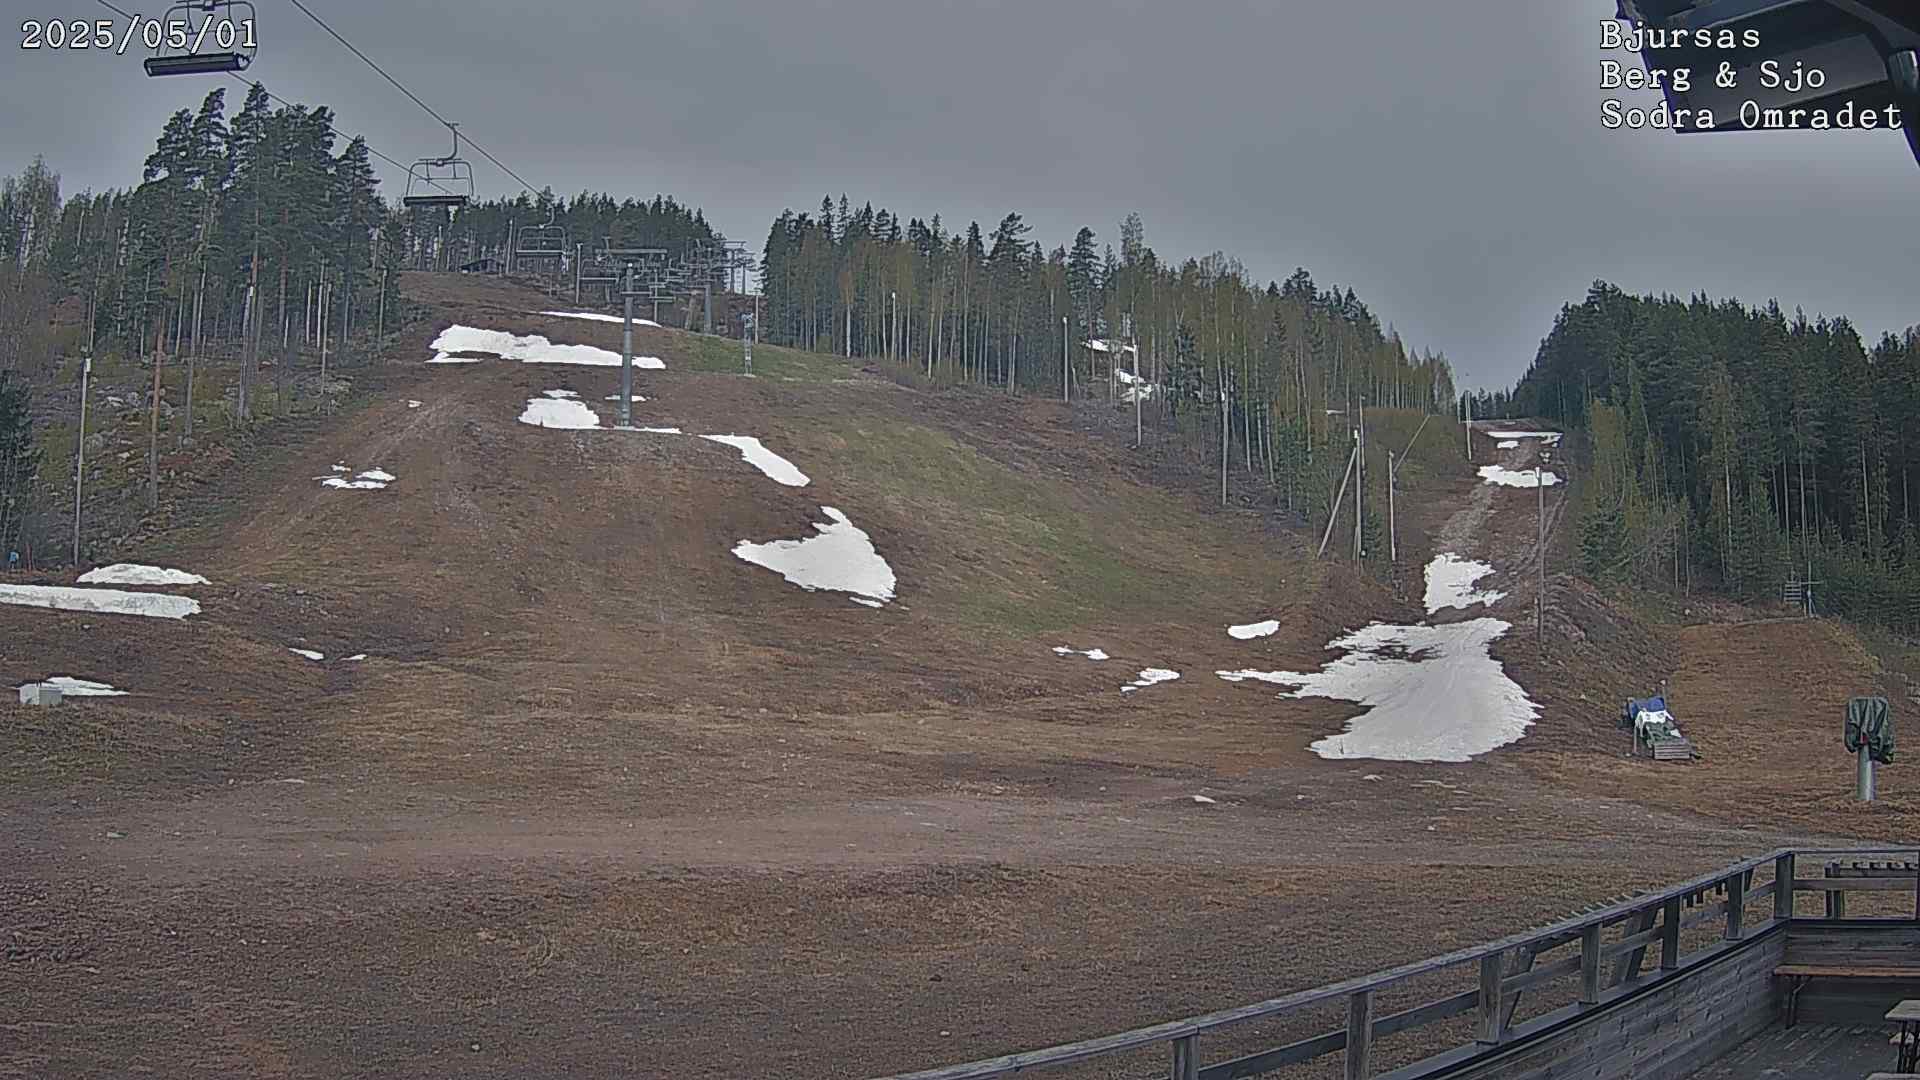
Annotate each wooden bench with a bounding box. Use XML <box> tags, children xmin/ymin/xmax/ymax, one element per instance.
<box><xmin>1775</xmin><ymin>965</ymin><xmax>1920</xmax><ymax>1025</ymax></box>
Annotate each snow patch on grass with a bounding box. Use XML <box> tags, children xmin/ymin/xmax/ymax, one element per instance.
<box><xmin>26</xmin><ymin>676</ymin><xmax>127</xmax><ymax>696</ymax></box>
<box><xmin>1496</xmin><ymin>440</ymin><xmax>1518</xmax><ymax>449</ymax></box>
<box><xmin>289</xmin><ymin>648</ymin><xmax>324</xmax><ymax>661</ymax></box>
<box><xmin>0</xmin><ymin>584</ymin><xmax>199</xmax><ymax>619</ymax></box>
<box><xmin>519</xmin><ymin>397</ymin><xmax>603</xmax><ymax>429</ymax></box>
<box><xmin>1422</xmin><ymin>554</ymin><xmax>1505</xmax><ymax>615</ymax></box>
<box><xmin>731</xmin><ymin>506</ymin><xmax>895</xmax><ymax>606</ymax></box>
<box><xmin>1478</xmin><ymin>465</ymin><xmax>1560</xmax><ymax>488</ymax></box>
<box><xmin>539</xmin><ymin>310</ymin><xmax>662</xmax><ymax>328</ymax></box>
<box><xmin>699</xmin><ymin>435</ymin><xmax>809</xmax><ymax>487</ymax></box>
<box><xmin>1053</xmin><ymin>646</ymin><xmax>1110</xmax><ymax>660</ymax></box>
<box><xmin>1122</xmin><ymin>668</ymin><xmax>1180</xmax><ymax>694</ymax></box>
<box><xmin>1228</xmin><ymin>619</ymin><xmax>1280</xmax><ymax>640</ymax></box>
<box><xmin>317</xmin><ymin>466</ymin><xmax>394</xmax><ymax>490</ymax></box>
<box><xmin>427</xmin><ymin>325</ymin><xmax>665</xmax><ymax>369</ymax></box>
<box><xmin>1218</xmin><ymin>618</ymin><xmax>1537</xmax><ymax>762</ymax></box>
<box><xmin>78</xmin><ymin>564</ymin><xmax>208</xmax><ymax>586</ymax></box>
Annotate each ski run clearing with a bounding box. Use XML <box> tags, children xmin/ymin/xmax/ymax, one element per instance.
<box><xmin>427</xmin><ymin>325</ymin><xmax>665</xmax><ymax>369</ymax></box>
<box><xmin>0</xmin><ymin>584</ymin><xmax>200</xmax><ymax>619</ymax></box>
<box><xmin>77</xmin><ymin>564</ymin><xmax>208</xmax><ymax>586</ymax></box>
<box><xmin>731</xmin><ymin>506</ymin><xmax>896</xmax><ymax>606</ymax></box>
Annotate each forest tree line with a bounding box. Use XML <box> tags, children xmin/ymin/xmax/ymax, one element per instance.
<box><xmin>1510</xmin><ymin>280</ymin><xmax>1920</xmax><ymax>628</ymax></box>
<box><xmin>758</xmin><ymin>196</ymin><xmax>1460</xmax><ymax>529</ymax></box>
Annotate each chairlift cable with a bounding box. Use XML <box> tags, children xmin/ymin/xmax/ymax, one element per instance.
<box><xmin>280</xmin><ymin>0</ymin><xmax>541</xmax><ymax>195</ymax></box>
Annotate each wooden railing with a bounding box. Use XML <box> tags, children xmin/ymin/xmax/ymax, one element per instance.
<box><xmin>872</xmin><ymin>846</ymin><xmax>1920</xmax><ymax>1080</ymax></box>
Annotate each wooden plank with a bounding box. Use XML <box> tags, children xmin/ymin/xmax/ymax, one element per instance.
<box><xmin>1478</xmin><ymin>952</ymin><xmax>1505</xmax><ymax>1044</ymax></box>
<box><xmin>1601</xmin><ymin>924</ymin><xmax>1664</xmax><ymax>961</ymax></box>
<box><xmin>1678</xmin><ymin>898</ymin><xmax>1729</xmax><ymax>931</ymax></box>
<box><xmin>1796</xmin><ymin>876</ymin><xmax>1920</xmax><ymax>891</ymax></box>
<box><xmin>1345</xmin><ymin>990</ymin><xmax>1373</xmax><ymax>1080</ymax></box>
<box><xmin>1726</xmin><ymin>872</ymin><xmax>1747</xmax><ymax>940</ymax></box>
<box><xmin>1172</xmin><ymin>1034</ymin><xmax>1200</xmax><ymax>1080</ymax></box>
<box><xmin>1661</xmin><ymin>897</ymin><xmax>1682</xmax><ymax>970</ymax></box>
<box><xmin>1502</xmin><ymin>953</ymin><xmax>1585</xmax><ymax>994</ymax></box>
<box><xmin>1580</xmin><ymin>924</ymin><xmax>1601</xmax><ymax>1004</ymax></box>
<box><xmin>1373</xmin><ymin>990</ymin><xmax>1479</xmax><ymax>1039</ymax></box>
<box><xmin>1197</xmin><ymin>1031</ymin><xmax>1342</xmax><ymax>1080</ymax></box>
<box><xmin>1773</xmin><ymin>964</ymin><xmax>1920</xmax><ymax>978</ymax></box>
<box><xmin>1500</xmin><ymin>942</ymin><xmax>1542</xmax><ymax>1030</ymax></box>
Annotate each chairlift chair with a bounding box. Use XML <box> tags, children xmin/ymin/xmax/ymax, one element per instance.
<box><xmin>1617</xmin><ymin>0</ymin><xmax>1920</xmax><ymax>169</ymax></box>
<box><xmin>514</xmin><ymin>207</ymin><xmax>569</xmax><ymax>260</ymax></box>
<box><xmin>402</xmin><ymin>125</ymin><xmax>475</xmax><ymax>211</ymax></box>
<box><xmin>144</xmin><ymin>0</ymin><xmax>256</xmax><ymax>76</ymax></box>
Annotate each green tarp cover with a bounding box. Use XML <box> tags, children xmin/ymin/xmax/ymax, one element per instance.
<box><xmin>1845</xmin><ymin>696</ymin><xmax>1894</xmax><ymax>765</ymax></box>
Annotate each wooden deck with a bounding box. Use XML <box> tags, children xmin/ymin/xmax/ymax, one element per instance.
<box><xmin>1685</xmin><ymin>1024</ymin><xmax>1897</xmax><ymax>1079</ymax></box>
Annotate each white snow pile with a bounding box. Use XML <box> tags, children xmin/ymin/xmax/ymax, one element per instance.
<box><xmin>544</xmin><ymin>389</ymin><xmax>580</xmax><ymax>399</ymax></box>
<box><xmin>0</xmin><ymin>584</ymin><xmax>199</xmax><ymax>619</ymax></box>
<box><xmin>1217</xmin><ymin>618</ymin><xmax>1538</xmax><ymax>762</ymax></box>
<box><xmin>318</xmin><ymin>465</ymin><xmax>395</xmax><ymax>490</ymax></box>
<box><xmin>1422</xmin><ymin>554</ymin><xmax>1505</xmax><ymax>615</ymax></box>
<box><xmin>407</xmin><ymin>400</ymin><xmax>422</xmax><ymax>409</ymax></box>
<box><xmin>1496</xmin><ymin>440</ymin><xmax>1519</xmax><ymax>450</ymax></box>
<box><xmin>731</xmin><ymin>506</ymin><xmax>896</xmax><ymax>606</ymax></box>
<box><xmin>1122</xmin><ymin>668</ymin><xmax>1180</xmax><ymax>694</ymax></box>
<box><xmin>519</xmin><ymin>395</ymin><xmax>604</xmax><ymax>430</ymax></box>
<box><xmin>539</xmin><ymin>310</ymin><xmax>663</xmax><ymax>328</ymax></box>
<box><xmin>77</xmin><ymin>564</ymin><xmax>208</xmax><ymax>587</ymax></box>
<box><xmin>1084</xmin><ymin>339</ymin><xmax>1138</xmax><ymax>356</ymax></box>
<box><xmin>639</xmin><ymin>426</ymin><xmax>683</xmax><ymax>434</ymax></box>
<box><xmin>345</xmin><ymin>653</ymin><xmax>368</xmax><ymax>662</ymax></box>
<box><xmin>1116</xmin><ymin>369</ymin><xmax>1158</xmax><ymax>402</ymax></box>
<box><xmin>604</xmin><ymin>393</ymin><xmax>648</xmax><ymax>403</ymax></box>
<box><xmin>1487</xmin><ymin>430</ymin><xmax>1562</xmax><ymax>445</ymax></box>
<box><xmin>24</xmin><ymin>676</ymin><xmax>127</xmax><ymax>697</ymax></box>
<box><xmin>289</xmin><ymin>648</ymin><xmax>324</xmax><ymax>661</ymax></box>
<box><xmin>1053</xmin><ymin>646</ymin><xmax>1111</xmax><ymax>661</ymax></box>
<box><xmin>426</xmin><ymin>325</ymin><xmax>665</xmax><ymax>369</ymax></box>
<box><xmin>1228</xmin><ymin>619</ymin><xmax>1280</xmax><ymax>640</ymax></box>
<box><xmin>699</xmin><ymin>435</ymin><xmax>810</xmax><ymax>487</ymax></box>
<box><xmin>1478</xmin><ymin>465</ymin><xmax>1561</xmax><ymax>489</ymax></box>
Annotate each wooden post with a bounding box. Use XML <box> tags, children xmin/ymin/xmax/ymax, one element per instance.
<box><xmin>1346</xmin><ymin>990</ymin><xmax>1374</xmax><ymax>1080</ymax></box>
<box><xmin>1775</xmin><ymin>853</ymin><xmax>1795</xmax><ymax>921</ymax></box>
<box><xmin>1725</xmin><ymin>872</ymin><xmax>1746</xmax><ymax>940</ymax></box>
<box><xmin>1170</xmin><ymin>1034</ymin><xmax>1199</xmax><ymax>1080</ymax></box>
<box><xmin>1660</xmin><ymin>898</ymin><xmax>1682</xmax><ymax>970</ymax></box>
<box><xmin>1579</xmin><ymin>923</ymin><xmax>1602</xmax><ymax>1004</ymax></box>
<box><xmin>1478</xmin><ymin>953</ymin><xmax>1506</xmax><ymax>1044</ymax></box>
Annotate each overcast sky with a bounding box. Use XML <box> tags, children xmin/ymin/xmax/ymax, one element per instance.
<box><xmin>10</xmin><ymin>0</ymin><xmax>1915</xmax><ymax>389</ymax></box>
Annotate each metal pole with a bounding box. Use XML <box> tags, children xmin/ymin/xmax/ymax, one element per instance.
<box><xmin>72</xmin><ymin>349</ymin><xmax>91</xmax><ymax>567</ymax></box>
<box><xmin>1537</xmin><ymin>463</ymin><xmax>1546</xmax><ymax>650</ymax></box>
<box><xmin>1062</xmin><ymin>316</ymin><xmax>1069</xmax><ymax>403</ymax></box>
<box><xmin>1388</xmin><ymin>450</ymin><xmax>1397</xmax><ymax>563</ymax></box>
<box><xmin>620</xmin><ymin>263</ymin><xmax>635</xmax><ymax>428</ymax></box>
<box><xmin>1859</xmin><ymin>746</ymin><xmax>1876</xmax><ymax>801</ymax></box>
<box><xmin>575</xmin><ymin>243</ymin><xmax>583</xmax><ymax>304</ymax></box>
<box><xmin>1466</xmin><ymin>395</ymin><xmax>1473</xmax><ymax>461</ymax></box>
<box><xmin>1352</xmin><ymin>427</ymin><xmax>1362</xmax><ymax>558</ymax></box>
<box><xmin>1318</xmin><ymin>445</ymin><xmax>1359</xmax><ymax>558</ymax></box>
<box><xmin>318</xmin><ymin>279</ymin><xmax>330</xmax><ymax>414</ymax></box>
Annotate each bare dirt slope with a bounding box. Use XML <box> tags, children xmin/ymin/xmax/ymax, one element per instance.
<box><xmin>0</xmin><ymin>277</ymin><xmax>1899</xmax><ymax>1080</ymax></box>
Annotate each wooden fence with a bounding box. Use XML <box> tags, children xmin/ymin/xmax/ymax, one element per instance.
<box><xmin>872</xmin><ymin>846</ymin><xmax>1920</xmax><ymax>1080</ymax></box>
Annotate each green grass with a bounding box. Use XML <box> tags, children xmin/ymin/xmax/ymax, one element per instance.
<box><xmin>835</xmin><ymin>419</ymin><xmax>1306</xmax><ymax>638</ymax></box>
<box><xmin>673</xmin><ymin>332</ymin><xmax>848</xmax><ymax>383</ymax></box>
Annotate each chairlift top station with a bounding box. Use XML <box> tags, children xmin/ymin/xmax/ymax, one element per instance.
<box><xmin>1616</xmin><ymin>0</ymin><xmax>1920</xmax><ymax>168</ymax></box>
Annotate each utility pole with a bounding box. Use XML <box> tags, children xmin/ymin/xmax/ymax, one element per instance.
<box><xmin>1353</xmin><ymin>427</ymin><xmax>1362</xmax><ymax>559</ymax></box>
<box><xmin>318</xmin><ymin>278</ymin><xmax>330</xmax><ymax>415</ymax></box>
<box><xmin>1221</xmin><ymin>379</ymin><xmax>1230</xmax><ymax>507</ymax></box>
<box><xmin>73</xmin><ymin>343</ymin><xmax>92</xmax><ymax>568</ymax></box>
<box><xmin>1318</xmin><ymin>444</ymin><xmax>1358</xmax><ymax>558</ymax></box>
<box><xmin>1062</xmin><ymin>316</ymin><xmax>1069</xmax><ymax>403</ymax></box>
<box><xmin>1388</xmin><ymin>450</ymin><xmax>1397</xmax><ymax>563</ymax></box>
<box><xmin>1537</xmin><ymin>463</ymin><xmax>1546</xmax><ymax>651</ymax></box>
<box><xmin>620</xmin><ymin>262</ymin><xmax>636</xmax><ymax>428</ymax></box>
<box><xmin>1465</xmin><ymin>394</ymin><xmax>1473</xmax><ymax>461</ymax></box>
<box><xmin>1357</xmin><ymin>395</ymin><xmax>1366</xmax><ymax>556</ymax></box>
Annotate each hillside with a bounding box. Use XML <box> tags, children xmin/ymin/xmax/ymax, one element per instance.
<box><xmin>2</xmin><ymin>273</ymin><xmax>1909</xmax><ymax>1080</ymax></box>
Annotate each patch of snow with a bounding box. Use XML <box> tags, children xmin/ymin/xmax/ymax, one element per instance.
<box><xmin>1496</xmin><ymin>440</ymin><xmax>1519</xmax><ymax>450</ymax></box>
<box><xmin>78</xmin><ymin>564</ymin><xmax>208</xmax><ymax>586</ymax></box>
<box><xmin>539</xmin><ymin>310</ymin><xmax>663</xmax><ymax>328</ymax></box>
<box><xmin>1362</xmin><ymin>774</ymin><xmax>1383</xmax><ymax>781</ymax></box>
<box><xmin>0</xmin><ymin>584</ymin><xmax>199</xmax><ymax>619</ymax></box>
<box><xmin>731</xmin><ymin>506</ymin><xmax>896</xmax><ymax>605</ymax></box>
<box><xmin>1122</xmin><ymin>668</ymin><xmax>1180</xmax><ymax>694</ymax></box>
<box><xmin>542</xmin><ymin>389</ymin><xmax>580</xmax><ymax>399</ymax></box>
<box><xmin>1486</xmin><ymin>430</ymin><xmax>1560</xmax><ymax>441</ymax></box>
<box><xmin>345</xmin><ymin>653</ymin><xmax>368</xmax><ymax>661</ymax></box>
<box><xmin>1216</xmin><ymin>618</ymin><xmax>1538</xmax><ymax>762</ymax></box>
<box><xmin>427</xmin><ymin>325</ymin><xmax>666</xmax><ymax>369</ymax></box>
<box><xmin>358</xmin><ymin>469</ymin><xmax>396</xmax><ymax>483</ymax></box>
<box><xmin>30</xmin><ymin>676</ymin><xmax>127</xmax><ymax>696</ymax></box>
<box><xmin>1053</xmin><ymin>647</ymin><xmax>1110</xmax><ymax>661</ymax></box>
<box><xmin>518</xmin><ymin>397</ymin><xmax>603</xmax><ymax>429</ymax></box>
<box><xmin>318</xmin><ymin>467</ymin><xmax>394</xmax><ymax>490</ymax></box>
<box><xmin>407</xmin><ymin>400</ymin><xmax>422</xmax><ymax>409</ymax></box>
<box><xmin>1478</xmin><ymin>465</ymin><xmax>1561</xmax><ymax>488</ymax></box>
<box><xmin>604</xmin><ymin>394</ymin><xmax>648</xmax><ymax>403</ymax></box>
<box><xmin>699</xmin><ymin>435</ymin><xmax>810</xmax><ymax>487</ymax></box>
<box><xmin>1422</xmin><ymin>554</ymin><xmax>1506</xmax><ymax>615</ymax></box>
<box><xmin>330</xmin><ymin>463</ymin><xmax>349</xmax><ymax>472</ymax></box>
<box><xmin>1084</xmin><ymin>339</ymin><xmax>1138</xmax><ymax>355</ymax></box>
<box><xmin>1191</xmin><ymin>795</ymin><xmax>1217</xmax><ymax>805</ymax></box>
<box><xmin>289</xmin><ymin>648</ymin><xmax>324</xmax><ymax>661</ymax></box>
<box><xmin>1229</xmin><ymin>619</ymin><xmax>1280</xmax><ymax>640</ymax></box>
<box><xmin>639</xmin><ymin>426</ymin><xmax>683</xmax><ymax>435</ymax></box>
